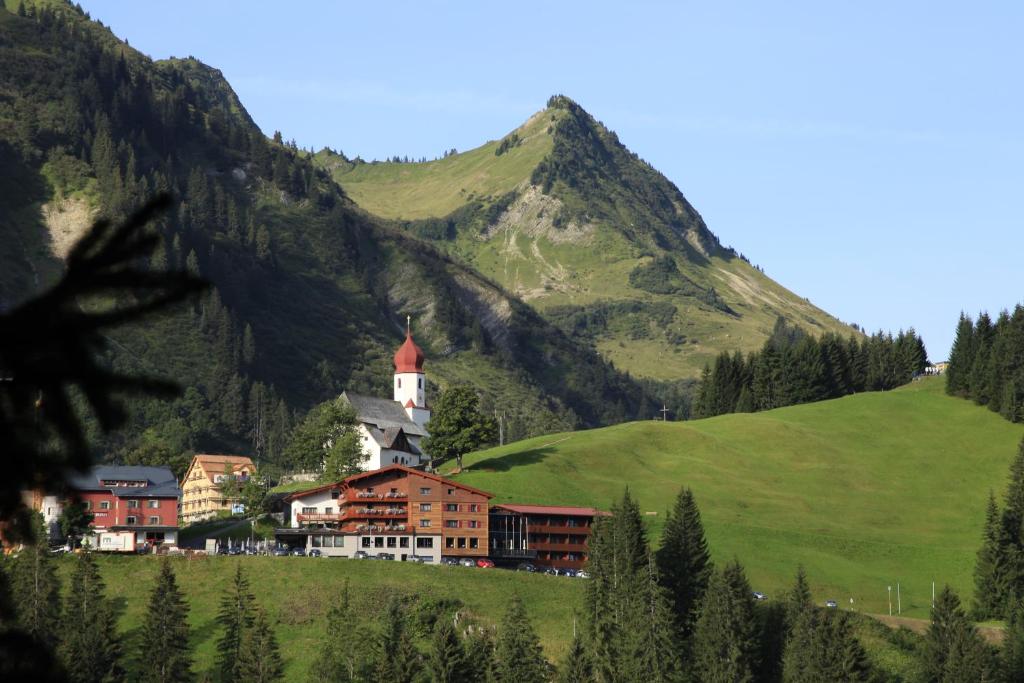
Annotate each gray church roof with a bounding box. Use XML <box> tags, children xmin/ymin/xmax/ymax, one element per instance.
<box><xmin>67</xmin><ymin>465</ymin><xmax>181</xmax><ymax>498</ymax></box>
<box><xmin>341</xmin><ymin>391</ymin><xmax>427</xmax><ymax>437</ymax></box>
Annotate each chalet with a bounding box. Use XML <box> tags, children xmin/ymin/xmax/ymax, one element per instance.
<box><xmin>489</xmin><ymin>504</ymin><xmax>607</xmax><ymax>571</ymax></box>
<box><xmin>181</xmin><ymin>454</ymin><xmax>256</xmax><ymax>524</ymax></box>
<box><xmin>339</xmin><ymin>319</ymin><xmax>432</xmax><ymax>472</ymax></box>
<box><xmin>68</xmin><ymin>465</ymin><xmax>181</xmax><ymax>552</ymax></box>
<box><xmin>275</xmin><ymin>464</ymin><xmax>492</xmax><ymax>562</ymax></box>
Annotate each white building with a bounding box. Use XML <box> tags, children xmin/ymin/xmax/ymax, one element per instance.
<box><xmin>340</xmin><ymin>321</ymin><xmax>432</xmax><ymax>471</ymax></box>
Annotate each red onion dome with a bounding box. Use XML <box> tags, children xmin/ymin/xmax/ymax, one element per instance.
<box><xmin>393</xmin><ymin>331</ymin><xmax>424</xmax><ymax>373</ymax></box>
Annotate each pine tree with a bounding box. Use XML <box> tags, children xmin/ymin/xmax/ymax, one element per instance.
<box><xmin>974</xmin><ymin>492</ymin><xmax>1011</xmax><ymax>619</ymax></box>
<box><xmin>783</xmin><ymin>608</ymin><xmax>871</xmax><ymax>682</ymax></box>
<box><xmin>428</xmin><ymin>616</ymin><xmax>466</xmax><ymax>683</ymax></box>
<box><xmin>216</xmin><ymin>564</ymin><xmax>255</xmax><ymax>683</ymax></box>
<box><xmin>692</xmin><ymin>560</ymin><xmax>760</xmax><ymax>683</ymax></box>
<box><xmin>655</xmin><ymin>487</ymin><xmax>712</xmax><ymax>641</ymax></box>
<box><xmin>463</xmin><ymin>628</ymin><xmax>496</xmax><ymax>683</ymax></box>
<box><xmin>10</xmin><ymin>519</ymin><xmax>61</xmax><ymax>648</ymax></box>
<box><xmin>371</xmin><ymin>598</ymin><xmax>420</xmax><ymax>683</ymax></box>
<box><xmin>923</xmin><ymin>586</ymin><xmax>984</xmax><ymax>683</ymax></box>
<box><xmin>941</xmin><ymin>619</ymin><xmax>995</xmax><ymax>682</ymax></box>
<box><xmin>60</xmin><ymin>550</ymin><xmax>122</xmax><ymax>683</ymax></box>
<box><xmin>137</xmin><ymin>559</ymin><xmax>192</xmax><ymax>683</ymax></box>
<box><xmin>310</xmin><ymin>579</ymin><xmax>360</xmax><ymax>682</ymax></box>
<box><xmin>557</xmin><ymin>632</ymin><xmax>592</xmax><ymax>683</ymax></box>
<box><xmin>619</xmin><ymin>555</ymin><xmax>681</xmax><ymax>682</ymax></box>
<box><xmin>1002</xmin><ymin>598</ymin><xmax>1024</xmax><ymax>683</ymax></box>
<box><xmin>236</xmin><ymin>608</ymin><xmax>283</xmax><ymax>683</ymax></box>
<box><xmin>494</xmin><ymin>595</ymin><xmax>549</xmax><ymax>682</ymax></box>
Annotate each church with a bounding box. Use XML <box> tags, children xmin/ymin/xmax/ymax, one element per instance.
<box><xmin>340</xmin><ymin>321</ymin><xmax>431</xmax><ymax>471</ymax></box>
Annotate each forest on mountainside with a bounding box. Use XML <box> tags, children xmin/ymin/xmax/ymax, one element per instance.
<box><xmin>947</xmin><ymin>305</ymin><xmax>1024</xmax><ymax>423</ymax></box>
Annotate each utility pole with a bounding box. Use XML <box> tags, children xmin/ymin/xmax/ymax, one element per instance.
<box><xmin>888</xmin><ymin>585</ymin><xmax>892</xmax><ymax>616</ymax></box>
<box><xmin>494</xmin><ymin>410</ymin><xmax>505</xmax><ymax>446</ymax></box>
<box><xmin>897</xmin><ymin>583</ymin><xmax>901</xmax><ymax>615</ymax></box>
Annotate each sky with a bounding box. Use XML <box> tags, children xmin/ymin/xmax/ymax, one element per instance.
<box><xmin>85</xmin><ymin>1</ymin><xmax>1024</xmax><ymax>359</ymax></box>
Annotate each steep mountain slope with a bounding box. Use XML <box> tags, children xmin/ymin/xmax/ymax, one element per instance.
<box><xmin>323</xmin><ymin>97</ymin><xmax>858</xmax><ymax>379</ymax></box>
<box><xmin>450</xmin><ymin>377</ymin><xmax>1024</xmax><ymax>618</ymax></box>
<box><xmin>0</xmin><ymin>2</ymin><xmax>659</xmax><ymax>468</ymax></box>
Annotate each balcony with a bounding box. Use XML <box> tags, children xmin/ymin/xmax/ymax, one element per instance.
<box><xmin>351</xmin><ymin>507</ymin><xmax>406</xmax><ymax>517</ymax></box>
<box><xmin>527</xmin><ymin>524</ymin><xmax>590</xmax><ymax>535</ymax></box>
<box><xmin>296</xmin><ymin>513</ymin><xmax>345</xmax><ymax>523</ymax></box>
<box><xmin>529</xmin><ymin>541</ymin><xmax>589</xmax><ymax>553</ymax></box>
<box><xmin>489</xmin><ymin>546</ymin><xmax>538</xmax><ymax>559</ymax></box>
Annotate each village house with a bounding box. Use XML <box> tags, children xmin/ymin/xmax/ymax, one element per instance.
<box><xmin>340</xmin><ymin>320</ymin><xmax>432</xmax><ymax>471</ymax></box>
<box><xmin>489</xmin><ymin>504</ymin><xmax>607</xmax><ymax>571</ymax></box>
<box><xmin>180</xmin><ymin>454</ymin><xmax>256</xmax><ymax>524</ymax></box>
<box><xmin>275</xmin><ymin>464</ymin><xmax>492</xmax><ymax>562</ymax></box>
<box><xmin>68</xmin><ymin>465</ymin><xmax>181</xmax><ymax>552</ymax></box>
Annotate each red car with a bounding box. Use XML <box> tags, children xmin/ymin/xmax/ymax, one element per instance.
<box><xmin>476</xmin><ymin>558</ymin><xmax>495</xmax><ymax>568</ymax></box>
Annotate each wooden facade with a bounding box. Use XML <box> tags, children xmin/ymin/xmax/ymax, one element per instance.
<box><xmin>489</xmin><ymin>504</ymin><xmax>606</xmax><ymax>570</ymax></box>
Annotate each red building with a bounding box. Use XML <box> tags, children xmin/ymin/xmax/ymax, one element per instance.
<box><xmin>489</xmin><ymin>504</ymin><xmax>606</xmax><ymax>570</ymax></box>
<box><xmin>69</xmin><ymin>466</ymin><xmax>181</xmax><ymax>551</ymax></box>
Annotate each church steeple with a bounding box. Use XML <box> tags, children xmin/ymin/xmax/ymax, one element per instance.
<box><xmin>393</xmin><ymin>318</ymin><xmax>428</xmax><ymax>428</ymax></box>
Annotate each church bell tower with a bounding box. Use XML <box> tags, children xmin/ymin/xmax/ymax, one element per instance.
<box><xmin>393</xmin><ymin>317</ymin><xmax>430</xmax><ymax>429</ymax></box>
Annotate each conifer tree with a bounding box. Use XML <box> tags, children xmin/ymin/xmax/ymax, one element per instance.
<box><xmin>692</xmin><ymin>560</ymin><xmax>760</xmax><ymax>683</ymax></box>
<box><xmin>922</xmin><ymin>586</ymin><xmax>984</xmax><ymax>683</ymax></box>
<box><xmin>656</xmin><ymin>487</ymin><xmax>712</xmax><ymax>641</ymax></box>
<box><xmin>783</xmin><ymin>608</ymin><xmax>871</xmax><ymax>682</ymax></box>
<box><xmin>463</xmin><ymin>628</ymin><xmax>496</xmax><ymax>683</ymax></box>
<box><xmin>236</xmin><ymin>608</ymin><xmax>283</xmax><ymax>683</ymax></box>
<box><xmin>974</xmin><ymin>492</ymin><xmax>1013</xmax><ymax>619</ymax></box>
<box><xmin>619</xmin><ymin>556</ymin><xmax>681</xmax><ymax>683</ymax></box>
<box><xmin>557</xmin><ymin>632</ymin><xmax>592</xmax><ymax>683</ymax></box>
<box><xmin>940</xmin><ymin>619</ymin><xmax>995</xmax><ymax>682</ymax></box>
<box><xmin>60</xmin><ymin>550</ymin><xmax>123</xmax><ymax>683</ymax></box>
<box><xmin>10</xmin><ymin>518</ymin><xmax>61</xmax><ymax>648</ymax></box>
<box><xmin>137</xmin><ymin>559</ymin><xmax>192</xmax><ymax>683</ymax></box>
<box><xmin>371</xmin><ymin>598</ymin><xmax>420</xmax><ymax>683</ymax></box>
<box><xmin>1001</xmin><ymin>599</ymin><xmax>1024</xmax><ymax>683</ymax></box>
<box><xmin>428</xmin><ymin>616</ymin><xmax>466</xmax><ymax>683</ymax></box>
<box><xmin>310</xmin><ymin>579</ymin><xmax>361</xmax><ymax>682</ymax></box>
<box><xmin>494</xmin><ymin>595</ymin><xmax>549</xmax><ymax>682</ymax></box>
<box><xmin>217</xmin><ymin>564</ymin><xmax>255</xmax><ymax>683</ymax></box>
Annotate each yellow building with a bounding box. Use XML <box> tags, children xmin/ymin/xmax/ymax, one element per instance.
<box><xmin>181</xmin><ymin>454</ymin><xmax>256</xmax><ymax>524</ymax></box>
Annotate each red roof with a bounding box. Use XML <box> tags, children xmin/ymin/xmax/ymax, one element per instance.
<box><xmin>285</xmin><ymin>464</ymin><xmax>494</xmax><ymax>502</ymax></box>
<box><xmin>494</xmin><ymin>503</ymin><xmax>609</xmax><ymax>517</ymax></box>
<box><xmin>393</xmin><ymin>331</ymin><xmax>424</xmax><ymax>373</ymax></box>
<box><xmin>404</xmin><ymin>398</ymin><xmax>415</xmax><ymax>408</ymax></box>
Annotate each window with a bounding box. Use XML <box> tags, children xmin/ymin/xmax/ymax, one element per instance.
<box><xmin>445</xmin><ymin>503</ymin><xmax>458</xmax><ymax>512</ymax></box>
<box><xmin>419</xmin><ymin>503</ymin><xmax>431</xmax><ymax>512</ymax></box>
<box><xmin>419</xmin><ymin>519</ymin><xmax>431</xmax><ymax>528</ymax></box>
<box><xmin>467</xmin><ymin>520</ymin><xmax>479</xmax><ymax>529</ymax></box>
<box><xmin>445</xmin><ymin>520</ymin><xmax>459</xmax><ymax>528</ymax></box>
<box><xmin>446</xmin><ymin>537</ymin><xmax>454</xmax><ymax>548</ymax></box>
<box><xmin>312</xmin><ymin>535</ymin><xmax>322</xmax><ymax>548</ymax></box>
<box><xmin>148</xmin><ymin>516</ymin><xmax>160</xmax><ymax>525</ymax></box>
<box><xmin>374</xmin><ymin>537</ymin><xmax>384</xmax><ymax>548</ymax></box>
<box><xmin>469</xmin><ymin>504</ymin><xmax>479</xmax><ymax>513</ymax></box>
<box><xmin>302</xmin><ymin>507</ymin><xmax>317</xmax><ymax>514</ymax></box>
<box><xmin>323</xmin><ymin>507</ymin><xmax>334</xmax><ymax>515</ymax></box>
<box><xmin>331</xmin><ymin>490</ymin><xmax>339</xmax><ymax>499</ymax></box>
<box><xmin>147</xmin><ymin>499</ymin><xmax>160</xmax><ymax>509</ymax></box>
<box><xmin>99</xmin><ymin>501</ymin><xmax>110</xmax><ymax>510</ymax></box>
<box><xmin>126</xmin><ymin>516</ymin><xmax>137</xmax><ymax>525</ymax></box>
<box><xmin>361</xmin><ymin>537</ymin><xmax>371</xmax><ymax>548</ymax></box>
<box><xmin>387</xmin><ymin>537</ymin><xmax>397</xmax><ymax>548</ymax></box>
<box><xmin>399</xmin><ymin>538</ymin><xmax>409</xmax><ymax>548</ymax></box>
<box><xmin>127</xmin><ymin>500</ymin><xmax>140</xmax><ymax>509</ymax></box>
<box><xmin>447</xmin><ymin>488</ymin><xmax>454</xmax><ymax>495</ymax></box>
<box><xmin>333</xmin><ymin>536</ymin><xmax>345</xmax><ymax>548</ymax></box>
<box><xmin>419</xmin><ymin>487</ymin><xmax>431</xmax><ymax>495</ymax></box>
<box><xmin>457</xmin><ymin>538</ymin><xmax>466</xmax><ymax>549</ymax></box>
<box><xmin>418</xmin><ymin>378</ymin><xmax>422</xmax><ymax>388</ymax></box>
<box><xmin>417</xmin><ymin>537</ymin><xmax>433</xmax><ymax>549</ymax></box>
<box><xmin>469</xmin><ymin>538</ymin><xmax>478</xmax><ymax>549</ymax></box>
<box><xmin>84</xmin><ymin>501</ymin><xmax>92</xmax><ymax>510</ymax></box>
<box><xmin>397</xmin><ymin>378</ymin><xmax>401</xmax><ymax>388</ymax></box>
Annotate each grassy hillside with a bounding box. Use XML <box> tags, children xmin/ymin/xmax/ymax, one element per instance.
<box><xmin>450</xmin><ymin>377</ymin><xmax>1024</xmax><ymax>618</ymax></box>
<box><xmin>323</xmin><ymin>99</ymin><xmax>857</xmax><ymax>381</ymax></box>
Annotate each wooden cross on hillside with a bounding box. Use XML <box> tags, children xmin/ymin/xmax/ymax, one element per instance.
<box><xmin>659</xmin><ymin>404</ymin><xmax>669</xmax><ymax>421</ymax></box>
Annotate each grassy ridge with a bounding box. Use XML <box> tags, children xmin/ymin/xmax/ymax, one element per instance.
<box><xmin>449</xmin><ymin>377</ymin><xmax>1023</xmax><ymax>617</ymax></box>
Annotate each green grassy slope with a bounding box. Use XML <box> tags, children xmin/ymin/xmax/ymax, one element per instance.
<box><xmin>322</xmin><ymin>101</ymin><xmax>857</xmax><ymax>380</ymax></box>
<box><xmin>450</xmin><ymin>377</ymin><xmax>1023</xmax><ymax>618</ymax></box>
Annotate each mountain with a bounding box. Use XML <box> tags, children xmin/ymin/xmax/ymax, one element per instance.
<box><xmin>322</xmin><ymin>96</ymin><xmax>858</xmax><ymax>380</ymax></box>
<box><xmin>450</xmin><ymin>377</ymin><xmax>1024</xmax><ymax>618</ymax></box>
<box><xmin>0</xmin><ymin>2</ymin><xmax>660</xmax><ymax>469</ymax></box>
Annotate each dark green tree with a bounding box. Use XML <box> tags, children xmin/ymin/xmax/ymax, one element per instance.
<box><xmin>60</xmin><ymin>550</ymin><xmax>123</xmax><ymax>683</ymax></box>
<box><xmin>10</xmin><ymin>517</ymin><xmax>61</xmax><ymax>648</ymax></box>
<box><xmin>941</xmin><ymin>619</ymin><xmax>995</xmax><ymax>682</ymax></box>
<box><xmin>619</xmin><ymin>556</ymin><xmax>681</xmax><ymax>683</ymax></box>
<box><xmin>922</xmin><ymin>586</ymin><xmax>988</xmax><ymax>683</ymax></box>
<box><xmin>216</xmin><ymin>564</ymin><xmax>255</xmax><ymax>683</ymax></box>
<box><xmin>1002</xmin><ymin>598</ymin><xmax>1024</xmax><ymax>683</ymax></box>
<box><xmin>655</xmin><ymin>487</ymin><xmax>712</xmax><ymax>640</ymax></box>
<box><xmin>309</xmin><ymin>579</ymin><xmax>361</xmax><ymax>682</ymax></box>
<box><xmin>427</xmin><ymin>616</ymin><xmax>466</xmax><ymax>683</ymax></box>
<box><xmin>557</xmin><ymin>632</ymin><xmax>592</xmax><ymax>683</ymax></box>
<box><xmin>371</xmin><ymin>598</ymin><xmax>420</xmax><ymax>683</ymax></box>
<box><xmin>494</xmin><ymin>595</ymin><xmax>549</xmax><ymax>682</ymax></box>
<box><xmin>237</xmin><ymin>608</ymin><xmax>284</xmax><ymax>683</ymax></box>
<box><xmin>974</xmin><ymin>492</ymin><xmax>1014</xmax><ymax>619</ymax></box>
<box><xmin>137</xmin><ymin>559</ymin><xmax>192</xmax><ymax>683</ymax></box>
<box><xmin>423</xmin><ymin>385</ymin><xmax>498</xmax><ymax>470</ymax></box>
<box><xmin>58</xmin><ymin>500</ymin><xmax>94</xmax><ymax>546</ymax></box>
<box><xmin>692</xmin><ymin>560</ymin><xmax>760</xmax><ymax>683</ymax></box>
<box><xmin>283</xmin><ymin>397</ymin><xmax>366</xmax><ymax>475</ymax></box>
<box><xmin>783</xmin><ymin>607</ymin><xmax>871</xmax><ymax>682</ymax></box>
<box><xmin>463</xmin><ymin>628</ymin><xmax>496</xmax><ymax>683</ymax></box>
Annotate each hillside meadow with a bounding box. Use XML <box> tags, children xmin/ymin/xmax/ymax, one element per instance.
<box><xmin>450</xmin><ymin>377</ymin><xmax>1024</xmax><ymax>618</ymax></box>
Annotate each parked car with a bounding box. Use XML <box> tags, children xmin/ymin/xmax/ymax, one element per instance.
<box><xmin>825</xmin><ymin>600</ymin><xmax>838</xmax><ymax>608</ymax></box>
<box><xmin>308</xmin><ymin>549</ymin><xmax>323</xmax><ymax>558</ymax></box>
<box><xmin>562</xmin><ymin>568</ymin><xmax>578</xmax><ymax>578</ymax></box>
<box><xmin>353</xmin><ymin>550</ymin><xmax>370</xmax><ymax>560</ymax></box>
<box><xmin>516</xmin><ymin>562</ymin><xmax>537</xmax><ymax>573</ymax></box>
<box><xmin>544</xmin><ymin>567</ymin><xmax>560</xmax><ymax>576</ymax></box>
<box><xmin>272</xmin><ymin>546</ymin><xmax>289</xmax><ymax>557</ymax></box>
<box><xmin>476</xmin><ymin>558</ymin><xmax>495</xmax><ymax>568</ymax></box>
<box><xmin>377</xmin><ymin>552</ymin><xmax>395</xmax><ymax>561</ymax></box>
<box><xmin>290</xmin><ymin>547</ymin><xmax>306</xmax><ymax>557</ymax></box>
<box><xmin>227</xmin><ymin>546</ymin><xmax>243</xmax><ymax>556</ymax></box>
<box><xmin>753</xmin><ymin>592</ymin><xmax>767</xmax><ymax>601</ymax></box>
<box><xmin>459</xmin><ymin>558</ymin><xmax>477</xmax><ymax>568</ymax></box>
<box><xmin>576</xmin><ymin>570</ymin><xmax>590</xmax><ymax>579</ymax></box>
<box><xmin>407</xmin><ymin>555</ymin><xmax>429</xmax><ymax>563</ymax></box>
<box><xmin>441</xmin><ymin>557</ymin><xmax>460</xmax><ymax>566</ymax></box>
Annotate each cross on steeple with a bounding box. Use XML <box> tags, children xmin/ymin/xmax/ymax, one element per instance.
<box><xmin>406</xmin><ymin>315</ymin><xmax>411</xmax><ymax>335</ymax></box>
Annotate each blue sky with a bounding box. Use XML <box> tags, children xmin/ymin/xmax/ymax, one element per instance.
<box><xmin>86</xmin><ymin>1</ymin><xmax>1023</xmax><ymax>359</ymax></box>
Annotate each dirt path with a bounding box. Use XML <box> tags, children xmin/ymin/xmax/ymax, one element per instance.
<box><xmin>868</xmin><ymin>613</ymin><xmax>1004</xmax><ymax>645</ymax></box>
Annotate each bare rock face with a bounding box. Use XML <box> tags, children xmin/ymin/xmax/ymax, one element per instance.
<box><xmin>42</xmin><ymin>197</ymin><xmax>96</xmax><ymax>260</ymax></box>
